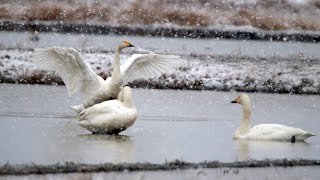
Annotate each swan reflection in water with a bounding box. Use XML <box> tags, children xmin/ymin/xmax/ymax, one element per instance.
<box><xmin>77</xmin><ymin>134</ymin><xmax>135</xmax><ymax>163</ymax></box>
<box><xmin>234</xmin><ymin>139</ymin><xmax>311</xmax><ymax>161</ymax></box>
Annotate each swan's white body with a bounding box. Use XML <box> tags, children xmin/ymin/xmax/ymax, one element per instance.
<box><xmin>76</xmin><ymin>86</ymin><xmax>138</xmax><ymax>134</ymax></box>
<box><xmin>231</xmin><ymin>93</ymin><xmax>315</xmax><ymax>142</ymax></box>
<box><xmin>33</xmin><ymin>41</ymin><xmax>180</xmax><ymax>113</ymax></box>
<box><xmin>236</xmin><ymin>124</ymin><xmax>314</xmax><ymax>141</ymax></box>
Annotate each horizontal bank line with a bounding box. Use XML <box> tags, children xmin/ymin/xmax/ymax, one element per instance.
<box><xmin>0</xmin><ymin>159</ymin><xmax>319</xmax><ymax>175</ymax></box>
<box><xmin>1</xmin><ymin>20</ymin><xmax>320</xmax><ymax>42</ymax></box>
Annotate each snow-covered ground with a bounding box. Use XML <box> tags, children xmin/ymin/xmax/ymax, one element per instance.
<box><xmin>1</xmin><ymin>49</ymin><xmax>319</xmax><ymax>94</ymax></box>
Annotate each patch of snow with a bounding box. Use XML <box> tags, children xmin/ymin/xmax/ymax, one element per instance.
<box><xmin>0</xmin><ymin>49</ymin><xmax>319</xmax><ymax>94</ymax></box>
<box><xmin>287</xmin><ymin>0</ymin><xmax>310</xmax><ymax>6</ymax></box>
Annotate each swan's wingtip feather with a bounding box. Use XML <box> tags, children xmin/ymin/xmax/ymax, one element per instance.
<box><xmin>77</xmin><ymin>120</ymin><xmax>90</xmax><ymax>126</ymax></box>
<box><xmin>70</xmin><ymin>104</ymin><xmax>85</xmax><ymax>114</ymax></box>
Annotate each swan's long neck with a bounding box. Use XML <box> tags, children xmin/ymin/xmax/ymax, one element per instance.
<box><xmin>111</xmin><ymin>46</ymin><xmax>122</xmax><ymax>84</ymax></box>
<box><xmin>236</xmin><ymin>102</ymin><xmax>252</xmax><ymax>136</ymax></box>
<box><xmin>123</xmin><ymin>89</ymin><xmax>135</xmax><ymax>108</ymax></box>
<box><xmin>117</xmin><ymin>87</ymin><xmax>124</xmax><ymax>102</ymax></box>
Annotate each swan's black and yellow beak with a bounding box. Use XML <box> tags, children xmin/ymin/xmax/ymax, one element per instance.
<box><xmin>231</xmin><ymin>100</ymin><xmax>237</xmax><ymax>103</ymax></box>
<box><xmin>123</xmin><ymin>40</ymin><xmax>135</xmax><ymax>47</ymax></box>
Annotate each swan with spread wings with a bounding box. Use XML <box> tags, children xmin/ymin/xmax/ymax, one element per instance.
<box><xmin>33</xmin><ymin>40</ymin><xmax>180</xmax><ymax>113</ymax></box>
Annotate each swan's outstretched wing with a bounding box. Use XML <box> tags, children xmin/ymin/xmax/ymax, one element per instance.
<box><xmin>120</xmin><ymin>54</ymin><xmax>180</xmax><ymax>85</ymax></box>
<box><xmin>33</xmin><ymin>47</ymin><xmax>104</xmax><ymax>98</ymax></box>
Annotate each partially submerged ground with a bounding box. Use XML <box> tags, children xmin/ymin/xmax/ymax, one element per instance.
<box><xmin>0</xmin><ymin>48</ymin><xmax>319</xmax><ymax>94</ymax></box>
<box><xmin>0</xmin><ymin>159</ymin><xmax>319</xmax><ymax>175</ymax></box>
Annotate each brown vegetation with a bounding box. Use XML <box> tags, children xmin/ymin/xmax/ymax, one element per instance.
<box><xmin>23</xmin><ymin>4</ymin><xmax>63</xmax><ymax>21</ymax></box>
<box><xmin>0</xmin><ymin>6</ymin><xmax>11</xmax><ymax>19</ymax></box>
<box><xmin>232</xmin><ymin>9</ymin><xmax>288</xmax><ymax>30</ymax></box>
<box><xmin>0</xmin><ymin>0</ymin><xmax>320</xmax><ymax>31</ymax></box>
<box><xmin>118</xmin><ymin>1</ymin><xmax>208</xmax><ymax>26</ymax></box>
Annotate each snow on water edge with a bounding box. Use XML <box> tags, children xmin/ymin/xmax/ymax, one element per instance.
<box><xmin>0</xmin><ymin>49</ymin><xmax>319</xmax><ymax>94</ymax></box>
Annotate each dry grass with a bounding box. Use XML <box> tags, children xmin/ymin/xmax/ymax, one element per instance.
<box><xmin>23</xmin><ymin>4</ymin><xmax>63</xmax><ymax>21</ymax></box>
<box><xmin>232</xmin><ymin>9</ymin><xmax>288</xmax><ymax>30</ymax></box>
<box><xmin>63</xmin><ymin>4</ymin><xmax>113</xmax><ymax>23</ymax></box>
<box><xmin>119</xmin><ymin>1</ymin><xmax>208</xmax><ymax>26</ymax></box>
<box><xmin>0</xmin><ymin>0</ymin><xmax>320</xmax><ymax>31</ymax></box>
<box><xmin>0</xmin><ymin>2</ymin><xmax>114</xmax><ymax>23</ymax></box>
<box><xmin>291</xmin><ymin>18</ymin><xmax>320</xmax><ymax>31</ymax></box>
<box><xmin>17</xmin><ymin>70</ymin><xmax>64</xmax><ymax>85</ymax></box>
<box><xmin>0</xmin><ymin>6</ymin><xmax>11</xmax><ymax>19</ymax></box>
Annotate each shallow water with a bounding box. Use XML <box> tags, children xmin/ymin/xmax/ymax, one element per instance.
<box><xmin>1</xmin><ymin>31</ymin><xmax>320</xmax><ymax>58</ymax></box>
<box><xmin>0</xmin><ymin>84</ymin><xmax>319</xmax><ymax>164</ymax></box>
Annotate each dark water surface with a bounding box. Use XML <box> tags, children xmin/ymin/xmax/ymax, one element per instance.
<box><xmin>0</xmin><ymin>84</ymin><xmax>319</xmax><ymax>164</ymax></box>
<box><xmin>1</xmin><ymin>31</ymin><xmax>320</xmax><ymax>58</ymax></box>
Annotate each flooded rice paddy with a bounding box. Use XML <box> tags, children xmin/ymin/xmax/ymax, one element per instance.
<box><xmin>1</xmin><ymin>31</ymin><xmax>320</xmax><ymax>178</ymax></box>
<box><xmin>0</xmin><ymin>84</ymin><xmax>319</xmax><ymax>165</ymax></box>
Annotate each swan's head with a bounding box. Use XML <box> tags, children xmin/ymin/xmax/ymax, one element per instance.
<box><xmin>231</xmin><ymin>93</ymin><xmax>250</xmax><ymax>105</ymax></box>
<box><xmin>119</xmin><ymin>40</ymin><xmax>135</xmax><ymax>50</ymax></box>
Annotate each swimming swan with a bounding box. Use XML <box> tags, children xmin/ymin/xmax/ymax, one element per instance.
<box><xmin>33</xmin><ymin>40</ymin><xmax>180</xmax><ymax>113</ymax></box>
<box><xmin>76</xmin><ymin>86</ymin><xmax>138</xmax><ymax>134</ymax></box>
<box><xmin>231</xmin><ymin>93</ymin><xmax>315</xmax><ymax>142</ymax></box>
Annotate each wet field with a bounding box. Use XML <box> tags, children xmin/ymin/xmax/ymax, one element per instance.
<box><xmin>0</xmin><ymin>84</ymin><xmax>319</xmax><ymax>165</ymax></box>
<box><xmin>1</xmin><ymin>31</ymin><xmax>320</xmax><ymax>179</ymax></box>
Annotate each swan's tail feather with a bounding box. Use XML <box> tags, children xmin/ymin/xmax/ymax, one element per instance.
<box><xmin>297</xmin><ymin>132</ymin><xmax>316</xmax><ymax>141</ymax></box>
<box><xmin>75</xmin><ymin>109</ymin><xmax>87</xmax><ymax>121</ymax></box>
<box><xmin>77</xmin><ymin>120</ymin><xmax>89</xmax><ymax>126</ymax></box>
<box><xmin>70</xmin><ymin>104</ymin><xmax>85</xmax><ymax>114</ymax></box>
<box><xmin>307</xmin><ymin>132</ymin><xmax>316</xmax><ymax>137</ymax></box>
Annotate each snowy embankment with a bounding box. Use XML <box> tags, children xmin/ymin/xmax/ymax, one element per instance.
<box><xmin>0</xmin><ymin>49</ymin><xmax>319</xmax><ymax>94</ymax></box>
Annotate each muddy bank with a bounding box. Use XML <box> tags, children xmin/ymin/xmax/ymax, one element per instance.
<box><xmin>1</xmin><ymin>21</ymin><xmax>320</xmax><ymax>42</ymax></box>
<box><xmin>3</xmin><ymin>166</ymin><xmax>320</xmax><ymax>180</ymax></box>
<box><xmin>0</xmin><ymin>159</ymin><xmax>319</xmax><ymax>175</ymax></box>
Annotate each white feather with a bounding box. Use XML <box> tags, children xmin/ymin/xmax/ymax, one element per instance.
<box><xmin>121</xmin><ymin>54</ymin><xmax>180</xmax><ymax>85</ymax></box>
<box><xmin>243</xmin><ymin>124</ymin><xmax>315</xmax><ymax>141</ymax></box>
<box><xmin>76</xmin><ymin>87</ymin><xmax>138</xmax><ymax>134</ymax></box>
<box><xmin>33</xmin><ymin>47</ymin><xmax>104</xmax><ymax>99</ymax></box>
<box><xmin>32</xmin><ymin>45</ymin><xmax>181</xmax><ymax>112</ymax></box>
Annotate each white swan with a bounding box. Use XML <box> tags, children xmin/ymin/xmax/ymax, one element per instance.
<box><xmin>76</xmin><ymin>86</ymin><xmax>138</xmax><ymax>134</ymax></box>
<box><xmin>33</xmin><ymin>40</ymin><xmax>180</xmax><ymax>113</ymax></box>
<box><xmin>231</xmin><ymin>93</ymin><xmax>315</xmax><ymax>142</ymax></box>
